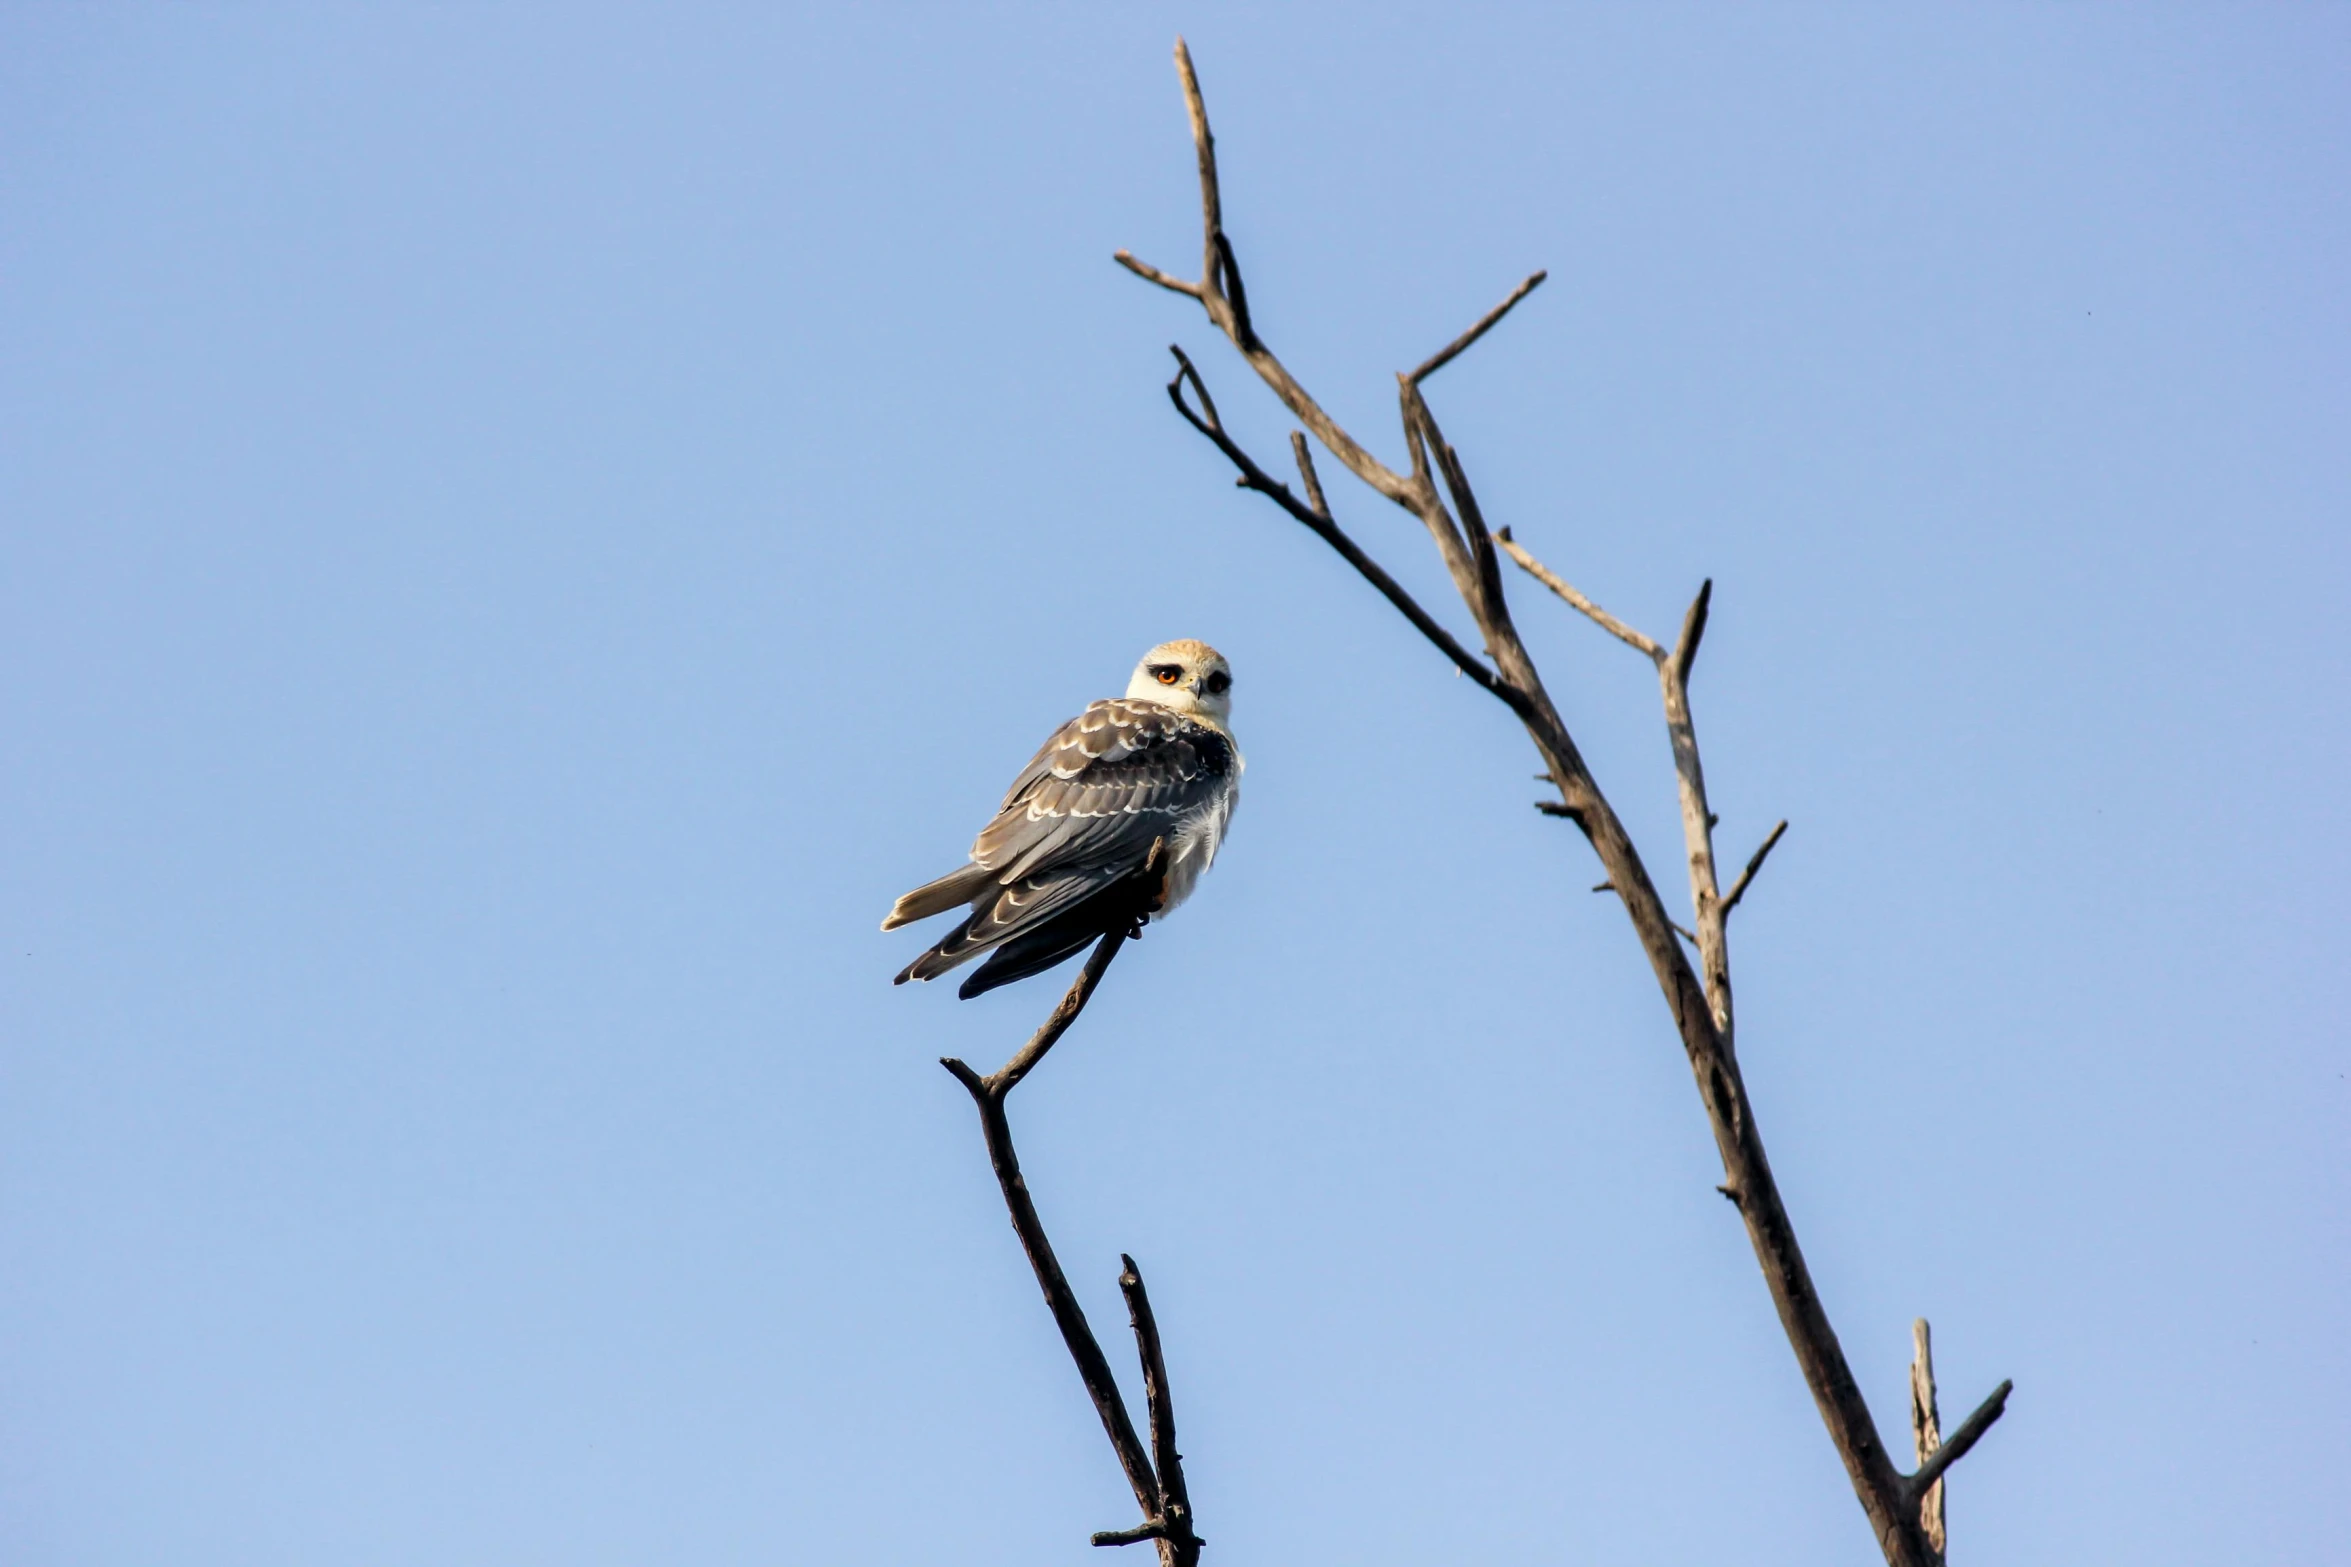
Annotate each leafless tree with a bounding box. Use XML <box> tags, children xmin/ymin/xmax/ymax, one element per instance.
<box><xmin>940</xmin><ymin>40</ymin><xmax>2012</xmax><ymax>1567</ymax></box>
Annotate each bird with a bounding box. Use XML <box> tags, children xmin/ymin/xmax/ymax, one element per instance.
<box><xmin>884</xmin><ymin>639</ymin><xmax>1242</xmax><ymax>999</ymax></box>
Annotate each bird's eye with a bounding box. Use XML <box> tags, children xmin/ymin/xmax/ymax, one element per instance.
<box><xmin>1150</xmin><ymin>665</ymin><xmax>1181</xmax><ymax>685</ymax></box>
<box><xmin>1204</xmin><ymin>671</ymin><xmax>1230</xmax><ymax>694</ymax></box>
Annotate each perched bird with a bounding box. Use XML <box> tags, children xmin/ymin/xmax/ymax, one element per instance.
<box><xmin>884</xmin><ymin>640</ymin><xmax>1242</xmax><ymax>998</ymax></box>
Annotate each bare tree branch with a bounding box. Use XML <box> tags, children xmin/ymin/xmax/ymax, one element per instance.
<box><xmin>1116</xmin><ymin>44</ymin><xmax>2010</xmax><ymax>1567</ymax></box>
<box><xmin>1092</xmin><ymin>1522</ymin><xmax>1170</xmax><ymax>1548</ymax></box>
<box><xmin>1398</xmin><ymin>380</ymin><xmax>1489</xmax><ymax>609</ymax></box>
<box><xmin>1114</xmin><ymin>251</ymin><xmax>1204</xmax><ymax>298</ymax></box>
<box><xmin>1660</xmin><ymin>578</ymin><xmax>1732</xmax><ymax>1038</ymax></box>
<box><xmin>1908</xmin><ymin>1377</ymin><xmax>2014</xmax><ymax>1504</ymax></box>
<box><xmin>1175</xmin><ymin>37</ymin><xmax>1221</xmax><ymax>290</ymax></box>
<box><xmin>1496</xmin><ymin>529</ymin><xmax>1664</xmax><ymax>660</ymax></box>
<box><xmin>1121</xmin><ymin>1255</ymin><xmax>1202</xmax><ymax>1562</ymax></box>
<box><xmin>940</xmin><ymin>934</ymin><xmax>1160</xmax><ymax>1536</ymax></box>
<box><xmin>1582</xmin><ymin>872</ymin><xmax>1701</xmax><ymax>944</ymax></box>
<box><xmin>1164</xmin><ymin>348</ymin><xmax>1523</xmax><ymax>714</ymax></box>
<box><xmin>940</xmin><ymin>847</ymin><xmax>1205</xmax><ymax>1565</ymax></box>
<box><xmin>1669</xmin><ymin>578</ymin><xmax>1711</xmax><ymax>689</ymax></box>
<box><xmin>1721</xmin><ymin>820</ymin><xmax>1789</xmax><ymax>918</ymax></box>
<box><xmin>1212</xmin><ymin>230</ymin><xmax>1257</xmax><ymax>350</ymax></box>
<box><xmin>1411</xmin><ymin>269</ymin><xmax>1549</xmax><ymax>384</ymax></box>
<box><xmin>1120</xmin><ymin>40</ymin><xmax>1418</xmax><ymax>507</ymax></box>
<box><xmin>1289</xmin><ymin>432</ymin><xmax>1330</xmax><ymax>520</ymax></box>
<box><xmin>1910</xmin><ymin>1319</ymin><xmax>1947</xmax><ymax>1558</ymax></box>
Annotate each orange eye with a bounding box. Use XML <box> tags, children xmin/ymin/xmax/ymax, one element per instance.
<box><xmin>1151</xmin><ymin>665</ymin><xmax>1181</xmax><ymax>685</ymax></box>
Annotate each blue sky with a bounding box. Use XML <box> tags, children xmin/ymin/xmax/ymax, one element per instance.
<box><xmin>3</xmin><ymin>6</ymin><xmax>2345</xmax><ymax>1564</ymax></box>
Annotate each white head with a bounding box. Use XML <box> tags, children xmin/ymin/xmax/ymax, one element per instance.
<box><xmin>1125</xmin><ymin>639</ymin><xmax>1234</xmax><ymax>727</ymax></box>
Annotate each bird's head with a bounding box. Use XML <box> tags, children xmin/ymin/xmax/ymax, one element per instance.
<box><xmin>1126</xmin><ymin>639</ymin><xmax>1234</xmax><ymax>727</ymax></box>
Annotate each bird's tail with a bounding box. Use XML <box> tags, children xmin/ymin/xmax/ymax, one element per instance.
<box><xmin>894</xmin><ymin>878</ymin><xmax>1134</xmax><ymax>996</ymax></box>
<box><xmin>881</xmin><ymin>863</ymin><xmax>994</xmax><ymax>931</ymax></box>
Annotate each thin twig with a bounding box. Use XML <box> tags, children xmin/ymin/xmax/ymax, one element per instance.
<box><xmin>1289</xmin><ymin>432</ymin><xmax>1329</xmax><ymax>520</ymax></box>
<box><xmin>1121</xmin><ymin>1255</ymin><xmax>1201</xmax><ymax>1564</ymax></box>
<box><xmin>1174</xmin><ymin>38</ymin><xmax>1220</xmax><ymax>292</ymax></box>
<box><xmin>1092</xmin><ymin>1522</ymin><xmax>1170</xmax><ymax>1548</ymax></box>
<box><xmin>1670</xmin><ymin>578</ymin><xmax>1712</xmax><ymax>690</ymax></box>
<box><xmin>1396</xmin><ymin>381</ymin><xmax>1484</xmax><ymax>607</ymax></box>
<box><xmin>1121</xmin><ymin>41</ymin><xmax>1414</xmax><ymax>506</ymax></box>
<box><xmin>1413</xmin><ymin>388</ymin><xmax>1513</xmax><ymax>617</ymax></box>
<box><xmin>986</xmin><ymin>919</ymin><xmax>1140</xmax><ymax>1093</ymax></box>
<box><xmin>1410</xmin><ymin>270</ymin><xmax>1548</xmax><ymax>384</ymax></box>
<box><xmin>1583</xmin><ymin>872</ymin><xmax>1699</xmax><ymax>943</ymax></box>
<box><xmin>1720</xmin><ymin>821</ymin><xmax>1788</xmax><ymax>918</ymax></box>
<box><xmin>1909</xmin><ymin>1379</ymin><xmax>2013</xmax><ymax>1501</ymax></box>
<box><xmin>1115</xmin><ymin>251</ymin><xmax>1204</xmax><ymax>298</ymax></box>
<box><xmin>1165</xmin><ymin>348</ymin><xmax>1523</xmax><ymax>714</ymax></box>
<box><xmin>1496</xmin><ymin>529</ymin><xmax>1664</xmax><ymax>660</ymax></box>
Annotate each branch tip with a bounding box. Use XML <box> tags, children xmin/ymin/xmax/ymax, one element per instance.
<box><xmin>1411</xmin><ymin>268</ymin><xmax>1549</xmax><ymax>384</ymax></box>
<box><xmin>1498</xmin><ymin>532</ymin><xmax>1665</xmax><ymax>659</ymax></box>
<box><xmin>1670</xmin><ymin>578</ymin><xmax>1713</xmax><ymax>684</ymax></box>
<box><xmin>1092</xmin><ymin>1520</ymin><xmax>1168</xmax><ymax>1548</ymax></box>
<box><xmin>1720</xmin><ymin>820</ymin><xmax>1788</xmax><ymax>918</ymax></box>
<box><xmin>1909</xmin><ymin>1379</ymin><xmax>2013</xmax><ymax>1499</ymax></box>
<box><xmin>1114</xmin><ymin>250</ymin><xmax>1203</xmax><ymax>298</ymax></box>
<box><xmin>1157</xmin><ymin>347</ymin><xmax>1521</xmax><ymax>717</ymax></box>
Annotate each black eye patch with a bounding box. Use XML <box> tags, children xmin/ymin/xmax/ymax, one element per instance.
<box><xmin>1204</xmin><ymin>671</ymin><xmax>1231</xmax><ymax>694</ymax></box>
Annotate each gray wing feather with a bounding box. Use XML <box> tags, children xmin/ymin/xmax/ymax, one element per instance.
<box><xmin>889</xmin><ymin>699</ymin><xmax>1234</xmax><ymax>987</ymax></box>
<box><xmin>978</xmin><ymin>702</ymin><xmax>1221</xmax><ymax>869</ymax></box>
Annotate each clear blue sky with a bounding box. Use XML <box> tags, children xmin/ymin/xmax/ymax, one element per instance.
<box><xmin>4</xmin><ymin>7</ymin><xmax>2344</xmax><ymax>1564</ymax></box>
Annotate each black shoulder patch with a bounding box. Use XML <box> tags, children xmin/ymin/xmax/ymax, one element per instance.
<box><xmin>1173</xmin><ymin>721</ymin><xmax>1234</xmax><ymax>778</ymax></box>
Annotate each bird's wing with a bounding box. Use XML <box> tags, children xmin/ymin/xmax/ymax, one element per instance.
<box><xmin>973</xmin><ymin>699</ymin><xmax>1234</xmax><ymax>883</ymax></box>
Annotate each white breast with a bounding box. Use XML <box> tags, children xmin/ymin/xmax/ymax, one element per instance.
<box><xmin>1154</xmin><ymin>743</ymin><xmax>1241</xmax><ymax>918</ymax></box>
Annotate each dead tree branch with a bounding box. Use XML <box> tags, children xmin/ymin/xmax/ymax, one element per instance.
<box><xmin>1909</xmin><ymin>1373</ymin><xmax>2014</xmax><ymax>1513</ymax></box>
<box><xmin>1164</xmin><ymin>347</ymin><xmax>1519</xmax><ymax>711</ymax></box>
<box><xmin>1411</xmin><ymin>270</ymin><xmax>1550</xmax><ymax>385</ymax></box>
<box><xmin>1119</xmin><ymin>1255</ymin><xmax>1201</xmax><ymax>1555</ymax></box>
<box><xmin>1116</xmin><ymin>38</ymin><xmax>2007</xmax><ymax>1565</ymax></box>
<box><xmin>1722</xmin><ymin>820</ymin><xmax>1789</xmax><ymax>918</ymax></box>
<box><xmin>940</xmin><ymin>850</ymin><xmax>1203</xmax><ymax>1566</ymax></box>
<box><xmin>1497</xmin><ymin>529</ymin><xmax>1662</xmax><ymax>657</ymax></box>
<box><xmin>1910</xmin><ymin>1319</ymin><xmax>1947</xmax><ymax>1557</ymax></box>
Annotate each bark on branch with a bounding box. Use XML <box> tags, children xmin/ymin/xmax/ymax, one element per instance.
<box><xmin>1116</xmin><ymin>39</ymin><xmax>2008</xmax><ymax>1565</ymax></box>
<box><xmin>939</xmin><ymin>850</ymin><xmax>1203</xmax><ymax>1566</ymax></box>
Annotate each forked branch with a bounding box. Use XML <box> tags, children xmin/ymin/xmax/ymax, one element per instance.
<box><xmin>1164</xmin><ymin>347</ymin><xmax>1520</xmax><ymax>713</ymax></box>
<box><xmin>1910</xmin><ymin>1376</ymin><xmax>2014</xmax><ymax>1506</ymax></box>
<box><xmin>1116</xmin><ymin>39</ymin><xmax>2008</xmax><ymax>1567</ymax></box>
<box><xmin>939</xmin><ymin>851</ymin><xmax>1204</xmax><ymax>1565</ymax></box>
